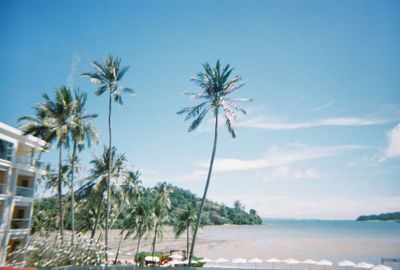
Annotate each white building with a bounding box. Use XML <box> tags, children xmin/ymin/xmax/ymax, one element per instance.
<box><xmin>0</xmin><ymin>122</ymin><xmax>46</xmax><ymax>265</ymax></box>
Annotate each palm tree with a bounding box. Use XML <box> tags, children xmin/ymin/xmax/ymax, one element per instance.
<box><xmin>151</xmin><ymin>182</ymin><xmax>173</xmax><ymax>256</ymax></box>
<box><xmin>69</xmin><ymin>89</ymin><xmax>98</xmax><ymax>245</ymax></box>
<box><xmin>19</xmin><ymin>87</ymin><xmax>76</xmax><ymax>239</ymax></box>
<box><xmin>173</xmin><ymin>204</ymin><xmax>197</xmax><ymax>257</ymax></box>
<box><xmin>124</xmin><ymin>198</ymin><xmax>152</xmax><ymax>264</ymax></box>
<box><xmin>177</xmin><ymin>60</ymin><xmax>251</xmax><ymax>265</ymax></box>
<box><xmin>81</xmin><ymin>55</ymin><xmax>134</xmax><ymax>259</ymax></box>
<box><xmin>113</xmin><ymin>170</ymin><xmax>142</xmax><ymax>264</ymax></box>
<box><xmin>75</xmin><ymin>146</ymin><xmax>126</xmax><ymax>239</ymax></box>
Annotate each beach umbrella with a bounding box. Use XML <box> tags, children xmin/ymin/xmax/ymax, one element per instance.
<box><xmin>267</xmin><ymin>258</ymin><xmax>281</xmax><ymax>269</ymax></box>
<box><xmin>284</xmin><ymin>258</ymin><xmax>300</xmax><ymax>270</ymax></box>
<box><xmin>233</xmin><ymin>257</ymin><xmax>248</xmax><ymax>264</ymax></box>
<box><xmin>372</xmin><ymin>265</ymin><xmax>392</xmax><ymax>270</ymax></box>
<box><xmin>249</xmin><ymin>258</ymin><xmax>263</xmax><ymax>269</ymax></box>
<box><xmin>338</xmin><ymin>260</ymin><xmax>355</xmax><ymax>270</ymax></box>
<box><xmin>215</xmin><ymin>258</ymin><xmax>229</xmax><ymax>263</ymax></box>
<box><xmin>199</xmin><ymin>258</ymin><xmax>213</xmax><ymax>263</ymax></box>
<box><xmin>317</xmin><ymin>260</ymin><xmax>333</xmax><ymax>270</ymax></box>
<box><xmin>302</xmin><ymin>259</ymin><xmax>317</xmax><ymax>270</ymax></box>
<box><xmin>354</xmin><ymin>262</ymin><xmax>374</xmax><ymax>269</ymax></box>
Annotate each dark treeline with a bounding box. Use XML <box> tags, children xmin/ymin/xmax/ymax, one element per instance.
<box><xmin>356</xmin><ymin>212</ymin><xmax>400</xmax><ymax>221</ymax></box>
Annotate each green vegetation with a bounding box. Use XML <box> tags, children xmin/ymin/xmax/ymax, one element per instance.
<box><xmin>356</xmin><ymin>212</ymin><xmax>400</xmax><ymax>221</ymax></box>
<box><xmin>33</xmin><ymin>185</ymin><xmax>262</xmax><ymax>232</ymax></box>
<box><xmin>8</xmin><ymin>234</ymin><xmax>105</xmax><ymax>267</ymax></box>
<box><xmin>81</xmin><ymin>56</ymin><xmax>135</xmax><ymax>259</ymax></box>
<box><xmin>17</xmin><ymin>56</ymin><xmax>256</xmax><ymax>267</ymax></box>
<box><xmin>178</xmin><ymin>60</ymin><xmax>251</xmax><ymax>265</ymax></box>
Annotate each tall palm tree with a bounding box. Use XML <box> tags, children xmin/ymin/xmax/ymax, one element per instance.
<box><xmin>75</xmin><ymin>146</ymin><xmax>126</xmax><ymax>239</ymax></box>
<box><xmin>81</xmin><ymin>55</ymin><xmax>134</xmax><ymax>259</ymax></box>
<box><xmin>69</xmin><ymin>89</ymin><xmax>98</xmax><ymax>245</ymax></box>
<box><xmin>173</xmin><ymin>204</ymin><xmax>197</xmax><ymax>257</ymax></box>
<box><xmin>151</xmin><ymin>182</ymin><xmax>173</xmax><ymax>256</ymax></box>
<box><xmin>19</xmin><ymin>87</ymin><xmax>76</xmax><ymax>240</ymax></box>
<box><xmin>177</xmin><ymin>60</ymin><xmax>251</xmax><ymax>265</ymax></box>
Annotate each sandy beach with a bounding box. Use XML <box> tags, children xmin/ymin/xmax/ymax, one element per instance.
<box><xmin>91</xmin><ymin>222</ymin><xmax>400</xmax><ymax>266</ymax></box>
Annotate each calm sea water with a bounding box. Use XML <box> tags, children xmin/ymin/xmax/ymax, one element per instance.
<box><xmin>196</xmin><ymin>219</ymin><xmax>400</xmax><ymax>267</ymax></box>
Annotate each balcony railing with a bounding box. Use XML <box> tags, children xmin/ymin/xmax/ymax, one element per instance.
<box><xmin>15</xmin><ymin>154</ymin><xmax>44</xmax><ymax>170</ymax></box>
<box><xmin>0</xmin><ymin>183</ymin><xmax>6</xmax><ymax>194</ymax></box>
<box><xmin>15</xmin><ymin>186</ymin><xmax>34</xmax><ymax>197</ymax></box>
<box><xmin>10</xmin><ymin>218</ymin><xmax>30</xmax><ymax>229</ymax></box>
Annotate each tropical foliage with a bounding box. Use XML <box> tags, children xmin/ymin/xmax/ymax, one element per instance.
<box><xmin>15</xmin><ymin>57</ymin><xmax>259</xmax><ymax>267</ymax></box>
<box><xmin>8</xmin><ymin>234</ymin><xmax>105</xmax><ymax>268</ymax></box>
<box><xmin>82</xmin><ymin>55</ymin><xmax>134</xmax><ymax>258</ymax></box>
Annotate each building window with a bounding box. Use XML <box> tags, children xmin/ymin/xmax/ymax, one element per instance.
<box><xmin>0</xmin><ymin>139</ymin><xmax>13</xmax><ymax>161</ymax></box>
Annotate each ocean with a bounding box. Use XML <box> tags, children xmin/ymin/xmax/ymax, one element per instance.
<box><xmin>193</xmin><ymin>219</ymin><xmax>400</xmax><ymax>268</ymax></box>
<box><xmin>108</xmin><ymin>219</ymin><xmax>400</xmax><ymax>269</ymax></box>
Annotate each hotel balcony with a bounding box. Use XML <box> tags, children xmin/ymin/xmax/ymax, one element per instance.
<box><xmin>15</xmin><ymin>186</ymin><xmax>33</xmax><ymax>198</ymax></box>
<box><xmin>15</xmin><ymin>153</ymin><xmax>44</xmax><ymax>170</ymax></box>
<box><xmin>0</xmin><ymin>183</ymin><xmax>5</xmax><ymax>195</ymax></box>
<box><xmin>10</xmin><ymin>219</ymin><xmax>30</xmax><ymax>230</ymax></box>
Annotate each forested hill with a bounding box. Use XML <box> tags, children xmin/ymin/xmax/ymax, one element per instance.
<box><xmin>356</xmin><ymin>212</ymin><xmax>400</xmax><ymax>221</ymax></box>
<box><xmin>168</xmin><ymin>186</ymin><xmax>262</xmax><ymax>225</ymax></box>
<box><xmin>33</xmin><ymin>184</ymin><xmax>262</xmax><ymax>233</ymax></box>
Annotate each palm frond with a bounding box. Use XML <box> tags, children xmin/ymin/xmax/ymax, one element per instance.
<box><xmin>188</xmin><ymin>105</ymin><xmax>210</xmax><ymax>132</ymax></box>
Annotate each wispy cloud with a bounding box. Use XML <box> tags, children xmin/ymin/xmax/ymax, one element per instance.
<box><xmin>66</xmin><ymin>53</ymin><xmax>81</xmax><ymax>88</ymax></box>
<box><xmin>174</xmin><ymin>170</ymin><xmax>207</xmax><ymax>182</ymax></box>
<box><xmin>239</xmin><ymin>117</ymin><xmax>388</xmax><ymax>130</ymax></box>
<box><xmin>384</xmin><ymin>123</ymin><xmax>400</xmax><ymax>158</ymax></box>
<box><xmin>198</xmin><ymin>144</ymin><xmax>364</xmax><ymax>173</ymax></box>
<box><xmin>311</xmin><ymin>101</ymin><xmax>335</xmax><ymax>112</ymax></box>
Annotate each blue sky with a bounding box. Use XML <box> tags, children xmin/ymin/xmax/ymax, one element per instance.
<box><xmin>1</xmin><ymin>0</ymin><xmax>399</xmax><ymax>219</ymax></box>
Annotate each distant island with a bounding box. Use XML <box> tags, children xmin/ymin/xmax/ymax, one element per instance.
<box><xmin>356</xmin><ymin>212</ymin><xmax>400</xmax><ymax>221</ymax></box>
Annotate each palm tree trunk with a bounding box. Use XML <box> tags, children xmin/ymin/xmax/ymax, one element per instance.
<box><xmin>70</xmin><ymin>141</ymin><xmax>77</xmax><ymax>245</ymax></box>
<box><xmin>186</xmin><ymin>225</ymin><xmax>190</xmax><ymax>258</ymax></box>
<box><xmin>114</xmin><ymin>231</ymin><xmax>124</xmax><ymax>264</ymax></box>
<box><xmin>91</xmin><ymin>198</ymin><xmax>102</xmax><ymax>239</ymax></box>
<box><xmin>58</xmin><ymin>145</ymin><xmax>64</xmax><ymax>240</ymax></box>
<box><xmin>188</xmin><ymin>109</ymin><xmax>219</xmax><ymax>266</ymax></box>
<box><xmin>135</xmin><ymin>227</ymin><xmax>142</xmax><ymax>265</ymax></box>
<box><xmin>151</xmin><ymin>224</ymin><xmax>158</xmax><ymax>257</ymax></box>
<box><xmin>105</xmin><ymin>88</ymin><xmax>113</xmax><ymax>263</ymax></box>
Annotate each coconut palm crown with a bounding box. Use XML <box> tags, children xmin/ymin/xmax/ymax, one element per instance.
<box><xmin>81</xmin><ymin>55</ymin><xmax>134</xmax><ymax>103</ymax></box>
<box><xmin>178</xmin><ymin>60</ymin><xmax>251</xmax><ymax>265</ymax></box>
<box><xmin>178</xmin><ymin>60</ymin><xmax>250</xmax><ymax>137</ymax></box>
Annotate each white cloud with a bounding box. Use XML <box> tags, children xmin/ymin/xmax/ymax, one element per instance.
<box><xmin>268</xmin><ymin>166</ymin><xmax>319</xmax><ymax>180</ymax></box>
<box><xmin>198</xmin><ymin>144</ymin><xmax>363</xmax><ymax>173</ymax></box>
<box><xmin>311</xmin><ymin>101</ymin><xmax>335</xmax><ymax>112</ymax></box>
<box><xmin>67</xmin><ymin>53</ymin><xmax>81</xmax><ymax>88</ymax></box>
<box><xmin>174</xmin><ymin>170</ymin><xmax>207</xmax><ymax>181</ymax></box>
<box><xmin>239</xmin><ymin>117</ymin><xmax>388</xmax><ymax>130</ymax></box>
<box><xmin>384</xmin><ymin>123</ymin><xmax>400</xmax><ymax>158</ymax></box>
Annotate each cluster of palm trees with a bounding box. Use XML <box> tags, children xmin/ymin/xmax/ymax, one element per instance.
<box><xmin>19</xmin><ymin>56</ymin><xmax>250</xmax><ymax>265</ymax></box>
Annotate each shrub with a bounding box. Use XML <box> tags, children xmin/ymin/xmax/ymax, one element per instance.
<box><xmin>8</xmin><ymin>234</ymin><xmax>106</xmax><ymax>268</ymax></box>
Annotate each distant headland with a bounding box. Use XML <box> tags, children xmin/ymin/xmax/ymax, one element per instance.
<box><xmin>356</xmin><ymin>212</ymin><xmax>400</xmax><ymax>221</ymax></box>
